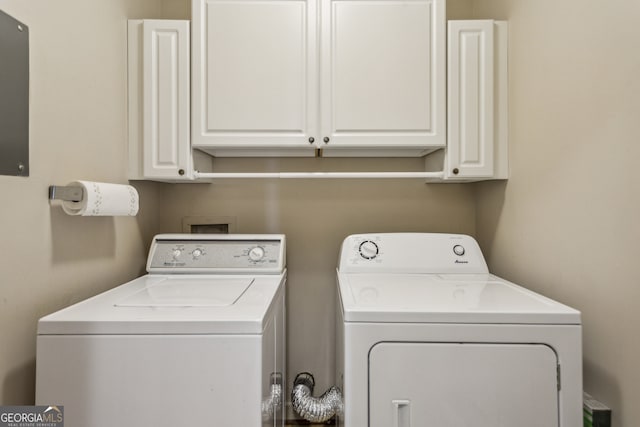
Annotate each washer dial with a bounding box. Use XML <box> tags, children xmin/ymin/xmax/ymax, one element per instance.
<box><xmin>359</xmin><ymin>241</ymin><xmax>379</xmax><ymax>260</ymax></box>
<box><xmin>248</xmin><ymin>246</ymin><xmax>265</xmax><ymax>261</ymax></box>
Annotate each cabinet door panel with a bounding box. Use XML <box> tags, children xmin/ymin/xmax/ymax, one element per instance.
<box><xmin>447</xmin><ymin>20</ymin><xmax>494</xmax><ymax>178</ymax></box>
<box><xmin>193</xmin><ymin>0</ymin><xmax>317</xmax><ymax>154</ymax></box>
<box><xmin>321</xmin><ymin>0</ymin><xmax>445</xmax><ymax>153</ymax></box>
<box><xmin>206</xmin><ymin>2</ymin><xmax>303</xmax><ymax>131</ymax></box>
<box><xmin>142</xmin><ymin>20</ymin><xmax>191</xmax><ymax>179</ymax></box>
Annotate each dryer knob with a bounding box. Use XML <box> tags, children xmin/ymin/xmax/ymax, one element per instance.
<box><xmin>359</xmin><ymin>241</ymin><xmax>379</xmax><ymax>260</ymax></box>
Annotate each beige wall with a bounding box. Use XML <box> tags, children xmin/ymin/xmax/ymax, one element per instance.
<box><xmin>6</xmin><ymin>1</ymin><xmax>636</xmax><ymax>425</ymax></box>
<box><xmin>0</xmin><ymin>0</ymin><xmax>163</xmax><ymax>404</ymax></box>
<box><xmin>472</xmin><ymin>0</ymin><xmax>640</xmax><ymax>425</ymax></box>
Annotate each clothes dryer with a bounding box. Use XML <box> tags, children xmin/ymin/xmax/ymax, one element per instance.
<box><xmin>336</xmin><ymin>233</ymin><xmax>581</xmax><ymax>427</ymax></box>
<box><xmin>37</xmin><ymin>234</ymin><xmax>286</xmax><ymax>427</ymax></box>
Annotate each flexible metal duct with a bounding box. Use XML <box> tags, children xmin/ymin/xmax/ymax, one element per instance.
<box><xmin>262</xmin><ymin>373</ymin><xmax>283</xmax><ymax>421</ymax></box>
<box><xmin>261</xmin><ymin>383</ymin><xmax>282</xmax><ymax>421</ymax></box>
<box><xmin>291</xmin><ymin>372</ymin><xmax>344</xmax><ymax>423</ymax></box>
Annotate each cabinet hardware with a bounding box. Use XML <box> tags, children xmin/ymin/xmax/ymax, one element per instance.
<box><xmin>178</xmin><ymin>169</ymin><xmax>185</xmax><ymax>176</ymax></box>
<box><xmin>308</xmin><ymin>137</ymin><xmax>315</xmax><ymax>144</ymax></box>
<box><xmin>323</xmin><ymin>137</ymin><xmax>330</xmax><ymax>143</ymax></box>
<box><xmin>452</xmin><ymin>168</ymin><xmax>459</xmax><ymax>175</ymax></box>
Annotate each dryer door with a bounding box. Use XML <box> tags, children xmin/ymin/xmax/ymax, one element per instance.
<box><xmin>369</xmin><ymin>342</ymin><xmax>559</xmax><ymax>427</ymax></box>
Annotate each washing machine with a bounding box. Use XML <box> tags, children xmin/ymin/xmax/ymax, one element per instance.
<box><xmin>36</xmin><ymin>234</ymin><xmax>286</xmax><ymax>427</ymax></box>
<box><xmin>336</xmin><ymin>233</ymin><xmax>582</xmax><ymax>427</ymax></box>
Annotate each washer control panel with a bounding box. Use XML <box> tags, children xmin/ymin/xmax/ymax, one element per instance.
<box><xmin>339</xmin><ymin>233</ymin><xmax>488</xmax><ymax>274</ymax></box>
<box><xmin>147</xmin><ymin>234</ymin><xmax>286</xmax><ymax>274</ymax></box>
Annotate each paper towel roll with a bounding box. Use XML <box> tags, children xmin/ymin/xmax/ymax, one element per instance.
<box><xmin>61</xmin><ymin>181</ymin><xmax>139</xmax><ymax>216</ymax></box>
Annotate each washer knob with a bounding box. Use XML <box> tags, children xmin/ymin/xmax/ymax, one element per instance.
<box><xmin>172</xmin><ymin>249</ymin><xmax>182</xmax><ymax>258</ymax></box>
<box><xmin>192</xmin><ymin>249</ymin><xmax>203</xmax><ymax>258</ymax></box>
<box><xmin>249</xmin><ymin>246</ymin><xmax>265</xmax><ymax>261</ymax></box>
<box><xmin>453</xmin><ymin>245</ymin><xmax>465</xmax><ymax>256</ymax></box>
<box><xmin>359</xmin><ymin>241</ymin><xmax>379</xmax><ymax>260</ymax></box>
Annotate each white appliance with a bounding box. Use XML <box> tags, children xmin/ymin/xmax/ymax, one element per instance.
<box><xmin>336</xmin><ymin>233</ymin><xmax>582</xmax><ymax>427</ymax></box>
<box><xmin>36</xmin><ymin>234</ymin><xmax>286</xmax><ymax>427</ymax></box>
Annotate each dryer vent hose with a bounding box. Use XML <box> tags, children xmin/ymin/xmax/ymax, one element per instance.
<box><xmin>291</xmin><ymin>372</ymin><xmax>344</xmax><ymax>423</ymax></box>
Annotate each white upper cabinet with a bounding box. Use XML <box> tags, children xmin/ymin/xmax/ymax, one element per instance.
<box><xmin>191</xmin><ymin>0</ymin><xmax>445</xmax><ymax>157</ymax></box>
<box><xmin>192</xmin><ymin>0</ymin><xmax>318</xmax><ymax>157</ymax></box>
<box><xmin>447</xmin><ymin>20</ymin><xmax>508</xmax><ymax>180</ymax></box>
<box><xmin>130</xmin><ymin>4</ymin><xmax>508</xmax><ymax>180</ymax></box>
<box><xmin>426</xmin><ymin>20</ymin><xmax>508</xmax><ymax>182</ymax></box>
<box><xmin>320</xmin><ymin>0</ymin><xmax>446</xmax><ymax>156</ymax></box>
<box><xmin>447</xmin><ymin>20</ymin><xmax>495</xmax><ymax>178</ymax></box>
<box><xmin>128</xmin><ymin>20</ymin><xmax>194</xmax><ymax>181</ymax></box>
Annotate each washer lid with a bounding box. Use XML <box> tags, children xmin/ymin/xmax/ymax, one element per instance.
<box><xmin>37</xmin><ymin>273</ymin><xmax>285</xmax><ymax>335</ymax></box>
<box><xmin>338</xmin><ymin>273</ymin><xmax>580</xmax><ymax>324</ymax></box>
<box><xmin>115</xmin><ymin>277</ymin><xmax>254</xmax><ymax>307</ymax></box>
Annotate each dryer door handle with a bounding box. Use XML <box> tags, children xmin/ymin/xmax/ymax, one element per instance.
<box><xmin>392</xmin><ymin>399</ymin><xmax>411</xmax><ymax>427</ymax></box>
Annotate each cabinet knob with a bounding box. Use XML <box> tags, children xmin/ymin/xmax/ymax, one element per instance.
<box><xmin>323</xmin><ymin>137</ymin><xmax>330</xmax><ymax>143</ymax></box>
<box><xmin>178</xmin><ymin>169</ymin><xmax>185</xmax><ymax>176</ymax></box>
<box><xmin>452</xmin><ymin>168</ymin><xmax>459</xmax><ymax>175</ymax></box>
<box><xmin>308</xmin><ymin>137</ymin><xmax>315</xmax><ymax>144</ymax></box>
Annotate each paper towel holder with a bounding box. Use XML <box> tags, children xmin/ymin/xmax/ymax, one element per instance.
<box><xmin>48</xmin><ymin>185</ymin><xmax>83</xmax><ymax>202</ymax></box>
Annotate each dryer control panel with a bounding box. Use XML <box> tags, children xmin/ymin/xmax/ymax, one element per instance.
<box><xmin>338</xmin><ymin>233</ymin><xmax>488</xmax><ymax>274</ymax></box>
<box><xmin>147</xmin><ymin>234</ymin><xmax>286</xmax><ymax>274</ymax></box>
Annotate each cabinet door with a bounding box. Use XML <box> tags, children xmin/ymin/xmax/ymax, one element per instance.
<box><xmin>143</xmin><ymin>21</ymin><xmax>192</xmax><ymax>179</ymax></box>
<box><xmin>320</xmin><ymin>0</ymin><xmax>445</xmax><ymax>156</ymax></box>
<box><xmin>446</xmin><ymin>20</ymin><xmax>495</xmax><ymax>179</ymax></box>
<box><xmin>128</xmin><ymin>20</ymin><xmax>192</xmax><ymax>181</ymax></box>
<box><xmin>192</xmin><ymin>0</ymin><xmax>317</xmax><ymax>157</ymax></box>
<box><xmin>369</xmin><ymin>342</ymin><xmax>559</xmax><ymax>427</ymax></box>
